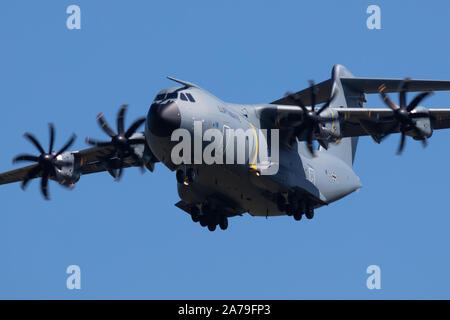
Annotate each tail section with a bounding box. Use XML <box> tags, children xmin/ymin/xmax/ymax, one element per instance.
<box><xmin>323</xmin><ymin>65</ymin><xmax>365</xmax><ymax>167</ymax></box>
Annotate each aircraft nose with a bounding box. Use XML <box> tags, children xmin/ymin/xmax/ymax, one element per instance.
<box><xmin>147</xmin><ymin>101</ymin><xmax>181</xmax><ymax>137</ymax></box>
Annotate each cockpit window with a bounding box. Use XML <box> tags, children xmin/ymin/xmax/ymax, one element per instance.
<box><xmin>186</xmin><ymin>93</ymin><xmax>196</xmax><ymax>102</ymax></box>
<box><xmin>155</xmin><ymin>93</ymin><xmax>166</xmax><ymax>101</ymax></box>
<box><xmin>166</xmin><ymin>92</ymin><xmax>178</xmax><ymax>100</ymax></box>
<box><xmin>180</xmin><ymin>93</ymin><xmax>188</xmax><ymax>101</ymax></box>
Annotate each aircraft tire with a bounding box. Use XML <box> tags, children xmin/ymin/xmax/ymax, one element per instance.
<box><xmin>305</xmin><ymin>207</ymin><xmax>314</xmax><ymax>219</ymax></box>
<box><xmin>200</xmin><ymin>217</ymin><xmax>208</xmax><ymax>227</ymax></box>
<box><xmin>207</xmin><ymin>224</ymin><xmax>216</xmax><ymax>232</ymax></box>
<box><xmin>293</xmin><ymin>212</ymin><xmax>302</xmax><ymax>221</ymax></box>
<box><xmin>219</xmin><ymin>216</ymin><xmax>228</xmax><ymax>230</ymax></box>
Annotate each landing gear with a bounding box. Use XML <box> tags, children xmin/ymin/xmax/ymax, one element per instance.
<box><xmin>276</xmin><ymin>192</ymin><xmax>315</xmax><ymax>221</ymax></box>
<box><xmin>219</xmin><ymin>215</ymin><xmax>228</xmax><ymax>230</ymax></box>
<box><xmin>199</xmin><ymin>217</ymin><xmax>208</xmax><ymax>227</ymax></box>
<box><xmin>276</xmin><ymin>193</ymin><xmax>288</xmax><ymax>212</ymax></box>
<box><xmin>176</xmin><ymin>167</ymin><xmax>196</xmax><ymax>185</ymax></box>
<box><xmin>293</xmin><ymin>211</ymin><xmax>302</xmax><ymax>221</ymax></box>
<box><xmin>190</xmin><ymin>203</ymin><xmax>229</xmax><ymax>231</ymax></box>
<box><xmin>186</xmin><ymin>168</ymin><xmax>195</xmax><ymax>184</ymax></box>
<box><xmin>191</xmin><ymin>205</ymin><xmax>200</xmax><ymax>223</ymax></box>
<box><xmin>305</xmin><ymin>205</ymin><xmax>314</xmax><ymax>219</ymax></box>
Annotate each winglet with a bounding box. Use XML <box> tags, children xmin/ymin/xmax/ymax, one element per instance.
<box><xmin>167</xmin><ymin>76</ymin><xmax>199</xmax><ymax>88</ymax></box>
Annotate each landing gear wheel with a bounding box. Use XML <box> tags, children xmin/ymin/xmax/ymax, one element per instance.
<box><xmin>305</xmin><ymin>206</ymin><xmax>314</xmax><ymax>220</ymax></box>
<box><xmin>276</xmin><ymin>194</ymin><xmax>288</xmax><ymax>212</ymax></box>
<box><xmin>207</xmin><ymin>224</ymin><xmax>216</xmax><ymax>232</ymax></box>
<box><xmin>186</xmin><ymin>168</ymin><xmax>196</xmax><ymax>184</ymax></box>
<box><xmin>200</xmin><ymin>217</ymin><xmax>208</xmax><ymax>227</ymax></box>
<box><xmin>219</xmin><ymin>216</ymin><xmax>228</xmax><ymax>230</ymax></box>
<box><xmin>293</xmin><ymin>212</ymin><xmax>302</xmax><ymax>221</ymax></box>
<box><xmin>176</xmin><ymin>169</ymin><xmax>185</xmax><ymax>184</ymax></box>
<box><xmin>191</xmin><ymin>206</ymin><xmax>200</xmax><ymax>222</ymax></box>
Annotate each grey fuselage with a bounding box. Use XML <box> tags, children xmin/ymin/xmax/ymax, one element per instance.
<box><xmin>145</xmin><ymin>85</ymin><xmax>362</xmax><ymax>217</ymax></box>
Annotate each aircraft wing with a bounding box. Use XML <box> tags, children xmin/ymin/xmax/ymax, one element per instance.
<box><xmin>0</xmin><ymin>145</ymin><xmax>141</xmax><ymax>186</ymax></box>
<box><xmin>336</xmin><ymin>108</ymin><xmax>450</xmax><ymax>139</ymax></box>
<box><xmin>258</xmin><ymin>105</ymin><xmax>450</xmax><ymax>143</ymax></box>
<box><xmin>0</xmin><ymin>164</ymin><xmax>41</xmax><ymax>186</ymax></box>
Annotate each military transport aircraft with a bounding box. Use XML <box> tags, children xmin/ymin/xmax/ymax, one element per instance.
<box><xmin>2</xmin><ymin>64</ymin><xmax>450</xmax><ymax>231</ymax></box>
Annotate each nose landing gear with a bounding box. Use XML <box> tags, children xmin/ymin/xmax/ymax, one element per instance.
<box><xmin>176</xmin><ymin>166</ymin><xmax>195</xmax><ymax>185</ymax></box>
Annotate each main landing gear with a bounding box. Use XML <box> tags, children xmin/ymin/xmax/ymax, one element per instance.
<box><xmin>190</xmin><ymin>203</ymin><xmax>229</xmax><ymax>232</ymax></box>
<box><xmin>277</xmin><ymin>193</ymin><xmax>315</xmax><ymax>221</ymax></box>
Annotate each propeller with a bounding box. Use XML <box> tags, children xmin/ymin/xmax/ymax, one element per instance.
<box><xmin>378</xmin><ymin>80</ymin><xmax>432</xmax><ymax>155</ymax></box>
<box><xmin>85</xmin><ymin>104</ymin><xmax>146</xmax><ymax>180</ymax></box>
<box><xmin>285</xmin><ymin>80</ymin><xmax>337</xmax><ymax>155</ymax></box>
<box><xmin>13</xmin><ymin>124</ymin><xmax>76</xmax><ymax>200</ymax></box>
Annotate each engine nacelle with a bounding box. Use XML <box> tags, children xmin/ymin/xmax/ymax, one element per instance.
<box><xmin>54</xmin><ymin>152</ymin><xmax>81</xmax><ymax>187</ymax></box>
<box><xmin>409</xmin><ymin>106</ymin><xmax>433</xmax><ymax>139</ymax></box>
<box><xmin>317</xmin><ymin>108</ymin><xmax>342</xmax><ymax>142</ymax></box>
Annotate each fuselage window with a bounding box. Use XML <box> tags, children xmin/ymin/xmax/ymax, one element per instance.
<box><xmin>166</xmin><ymin>92</ymin><xmax>178</xmax><ymax>100</ymax></box>
<box><xmin>180</xmin><ymin>93</ymin><xmax>188</xmax><ymax>101</ymax></box>
<box><xmin>186</xmin><ymin>93</ymin><xmax>196</xmax><ymax>102</ymax></box>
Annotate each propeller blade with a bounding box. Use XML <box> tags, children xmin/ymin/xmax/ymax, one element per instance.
<box><xmin>13</xmin><ymin>154</ymin><xmax>39</xmax><ymax>163</ymax></box>
<box><xmin>398</xmin><ymin>79</ymin><xmax>411</xmax><ymax>109</ymax></box>
<box><xmin>316</xmin><ymin>92</ymin><xmax>336</xmax><ymax>116</ymax></box>
<box><xmin>24</xmin><ymin>133</ymin><xmax>45</xmax><ymax>154</ymax></box>
<box><xmin>318</xmin><ymin>139</ymin><xmax>329</xmax><ymax>150</ymax></box>
<box><xmin>407</xmin><ymin>92</ymin><xmax>432</xmax><ymax>111</ymax></box>
<box><xmin>422</xmin><ymin>138</ymin><xmax>428</xmax><ymax>148</ymax></box>
<box><xmin>399</xmin><ymin>90</ymin><xmax>407</xmax><ymax>110</ymax></box>
<box><xmin>55</xmin><ymin>134</ymin><xmax>76</xmax><ymax>156</ymax></box>
<box><xmin>48</xmin><ymin>123</ymin><xmax>55</xmax><ymax>153</ymax></box>
<box><xmin>117</xmin><ymin>104</ymin><xmax>128</xmax><ymax>135</ymax></box>
<box><xmin>107</xmin><ymin>168</ymin><xmax>118</xmax><ymax>179</ymax></box>
<box><xmin>397</xmin><ymin>132</ymin><xmax>406</xmax><ymax>155</ymax></box>
<box><xmin>97</xmin><ymin>113</ymin><xmax>117</xmax><ymax>138</ymax></box>
<box><xmin>125</xmin><ymin>118</ymin><xmax>146</xmax><ymax>138</ymax></box>
<box><xmin>379</xmin><ymin>122</ymin><xmax>399</xmax><ymax>141</ymax></box>
<box><xmin>306</xmin><ymin>128</ymin><xmax>315</xmax><ymax>155</ymax></box>
<box><xmin>117</xmin><ymin>163</ymin><xmax>124</xmax><ymax>181</ymax></box>
<box><xmin>309</xmin><ymin>80</ymin><xmax>316</xmax><ymax>107</ymax></box>
<box><xmin>21</xmin><ymin>165</ymin><xmax>42</xmax><ymax>190</ymax></box>
<box><xmin>41</xmin><ymin>172</ymin><xmax>50</xmax><ymax>200</ymax></box>
<box><xmin>85</xmin><ymin>137</ymin><xmax>111</xmax><ymax>147</ymax></box>
<box><xmin>379</xmin><ymin>92</ymin><xmax>399</xmax><ymax>111</ymax></box>
<box><xmin>128</xmin><ymin>150</ymin><xmax>145</xmax><ymax>173</ymax></box>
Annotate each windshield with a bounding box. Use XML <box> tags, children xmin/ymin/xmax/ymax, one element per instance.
<box><xmin>166</xmin><ymin>92</ymin><xmax>178</xmax><ymax>100</ymax></box>
<box><xmin>155</xmin><ymin>93</ymin><xmax>166</xmax><ymax>101</ymax></box>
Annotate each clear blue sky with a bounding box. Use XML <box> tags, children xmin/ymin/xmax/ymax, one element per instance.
<box><xmin>1</xmin><ymin>0</ymin><xmax>450</xmax><ymax>299</ymax></box>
